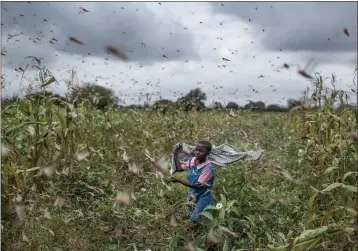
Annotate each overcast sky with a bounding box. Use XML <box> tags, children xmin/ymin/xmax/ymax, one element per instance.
<box><xmin>1</xmin><ymin>1</ymin><xmax>357</xmax><ymax>106</ymax></box>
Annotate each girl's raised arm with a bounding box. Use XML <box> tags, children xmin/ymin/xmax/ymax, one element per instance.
<box><xmin>173</xmin><ymin>151</ymin><xmax>188</xmax><ymax>172</ymax></box>
<box><xmin>173</xmin><ymin>144</ymin><xmax>190</xmax><ymax>172</ymax></box>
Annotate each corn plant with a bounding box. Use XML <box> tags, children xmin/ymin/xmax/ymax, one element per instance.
<box><xmin>277</xmin><ymin>72</ymin><xmax>358</xmax><ymax>250</ymax></box>
<box><xmin>2</xmin><ymin>63</ymin><xmax>357</xmax><ymax>250</ymax></box>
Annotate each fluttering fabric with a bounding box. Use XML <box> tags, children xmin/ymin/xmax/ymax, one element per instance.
<box><xmin>170</xmin><ymin>143</ymin><xmax>264</xmax><ymax>175</ymax></box>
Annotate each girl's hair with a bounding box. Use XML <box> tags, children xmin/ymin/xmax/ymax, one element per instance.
<box><xmin>197</xmin><ymin>140</ymin><xmax>212</xmax><ymax>154</ymax></box>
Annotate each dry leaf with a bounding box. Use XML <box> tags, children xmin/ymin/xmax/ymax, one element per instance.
<box><xmin>22</xmin><ymin>231</ymin><xmax>29</xmax><ymax>242</ymax></box>
<box><xmin>27</xmin><ymin>126</ymin><xmax>35</xmax><ymax>136</ymax></box>
<box><xmin>63</xmin><ymin>217</ymin><xmax>74</xmax><ymax>224</ymax></box>
<box><xmin>265</xmin><ymin>198</ymin><xmax>287</xmax><ymax>208</ymax></box>
<box><xmin>40</xmin><ymin>165</ymin><xmax>55</xmax><ymax>177</ymax></box>
<box><xmin>1</xmin><ymin>144</ymin><xmax>9</xmax><ymax>156</ymax></box>
<box><xmin>15</xmin><ymin>204</ymin><xmax>26</xmax><ymax>221</ymax></box>
<box><xmin>281</xmin><ymin>170</ymin><xmax>301</xmax><ymax>185</ymax></box>
<box><xmin>155</xmin><ymin>171</ymin><xmax>164</xmax><ymax>180</ymax></box>
<box><xmin>54</xmin><ymin>197</ymin><xmax>65</xmax><ymax>208</ymax></box>
<box><xmin>159</xmin><ymin>189</ymin><xmax>164</xmax><ymax>197</ymax></box>
<box><xmin>43</xmin><ymin>208</ymin><xmax>52</xmax><ymax>219</ymax></box>
<box><xmin>14</xmin><ymin>194</ymin><xmax>23</xmax><ymax>203</ymax></box>
<box><xmin>155</xmin><ymin>157</ymin><xmax>169</xmax><ymax>175</ymax></box>
<box><xmin>229</xmin><ymin>109</ymin><xmax>237</xmax><ymax>118</ymax></box>
<box><xmin>76</xmin><ymin>151</ymin><xmax>89</xmax><ymax>161</ymax></box>
<box><xmin>122</xmin><ymin>151</ymin><xmax>130</xmax><ymax>163</ymax></box>
<box><xmin>40</xmin><ymin>225</ymin><xmax>55</xmax><ymax>236</ymax></box>
<box><xmin>161</xmin><ymin>179</ymin><xmax>172</xmax><ymax>190</ymax></box>
<box><xmin>68</xmin><ymin>112</ymin><xmax>79</xmax><ymax>119</ymax></box>
<box><xmin>131</xmin><ymin>192</ymin><xmax>137</xmax><ymax>201</ymax></box>
<box><xmin>132</xmin><ymin>243</ymin><xmax>139</xmax><ymax>251</ymax></box>
<box><xmin>218</xmin><ymin>226</ymin><xmax>238</xmax><ymax>237</ymax></box>
<box><xmin>109</xmin><ymin>228</ymin><xmax>122</xmax><ymax>236</ymax></box>
<box><xmin>170</xmin><ymin>215</ymin><xmax>178</xmax><ymax>227</ymax></box>
<box><xmin>31</xmin><ymin>184</ymin><xmax>37</xmax><ymax>191</ymax></box>
<box><xmin>28</xmin><ymin>201</ymin><xmax>36</xmax><ymax>211</ymax></box>
<box><xmin>144</xmin><ymin>149</ymin><xmax>155</xmax><ymax>162</ymax></box>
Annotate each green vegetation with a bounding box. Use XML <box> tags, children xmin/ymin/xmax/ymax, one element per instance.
<box><xmin>1</xmin><ymin>62</ymin><xmax>357</xmax><ymax>251</ymax></box>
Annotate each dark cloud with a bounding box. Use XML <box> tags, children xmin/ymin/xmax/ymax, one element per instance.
<box><xmin>1</xmin><ymin>2</ymin><xmax>200</xmax><ymax>67</ymax></box>
<box><xmin>211</xmin><ymin>2</ymin><xmax>357</xmax><ymax>52</ymax></box>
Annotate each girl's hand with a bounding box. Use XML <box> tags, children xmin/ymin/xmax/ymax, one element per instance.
<box><xmin>170</xmin><ymin>177</ymin><xmax>180</xmax><ymax>183</ymax></box>
<box><xmin>173</xmin><ymin>144</ymin><xmax>182</xmax><ymax>153</ymax></box>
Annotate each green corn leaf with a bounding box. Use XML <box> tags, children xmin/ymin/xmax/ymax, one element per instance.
<box><xmin>323</xmin><ymin>166</ymin><xmax>338</xmax><ymax>175</ymax></box>
<box><xmin>199</xmin><ymin>211</ymin><xmax>214</xmax><ymax>221</ymax></box>
<box><xmin>321</xmin><ymin>183</ymin><xmax>343</xmax><ymax>193</ymax></box>
<box><xmin>342</xmin><ymin>171</ymin><xmax>358</xmax><ymax>182</ymax></box>
<box><xmin>203</xmin><ymin>205</ymin><xmax>218</xmax><ymax>211</ymax></box>
<box><xmin>41</xmin><ymin>76</ymin><xmax>56</xmax><ymax>88</ymax></box>
<box><xmin>342</xmin><ymin>184</ymin><xmax>357</xmax><ymax>193</ymax></box>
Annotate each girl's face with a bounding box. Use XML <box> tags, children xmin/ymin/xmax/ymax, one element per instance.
<box><xmin>194</xmin><ymin>143</ymin><xmax>209</xmax><ymax>162</ymax></box>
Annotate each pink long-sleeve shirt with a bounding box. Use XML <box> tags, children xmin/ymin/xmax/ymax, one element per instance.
<box><xmin>181</xmin><ymin>157</ymin><xmax>212</xmax><ymax>184</ymax></box>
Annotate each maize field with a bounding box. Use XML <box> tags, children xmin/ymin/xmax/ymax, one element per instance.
<box><xmin>1</xmin><ymin>66</ymin><xmax>357</xmax><ymax>251</ymax></box>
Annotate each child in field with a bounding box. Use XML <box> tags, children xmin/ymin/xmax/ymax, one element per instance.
<box><xmin>170</xmin><ymin>140</ymin><xmax>215</xmax><ymax>224</ymax></box>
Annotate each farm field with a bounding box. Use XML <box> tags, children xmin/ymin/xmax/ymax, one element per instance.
<box><xmin>1</xmin><ymin>2</ymin><xmax>357</xmax><ymax>250</ymax></box>
<box><xmin>1</xmin><ymin>97</ymin><xmax>357</xmax><ymax>251</ymax></box>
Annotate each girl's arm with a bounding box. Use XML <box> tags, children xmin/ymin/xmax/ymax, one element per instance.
<box><xmin>170</xmin><ymin>167</ymin><xmax>212</xmax><ymax>188</ymax></box>
<box><xmin>174</xmin><ymin>152</ymin><xmax>186</xmax><ymax>172</ymax></box>
<box><xmin>171</xmin><ymin>177</ymin><xmax>203</xmax><ymax>189</ymax></box>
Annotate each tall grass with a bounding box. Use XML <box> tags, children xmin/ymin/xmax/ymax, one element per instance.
<box><xmin>1</xmin><ymin>63</ymin><xmax>357</xmax><ymax>251</ymax></box>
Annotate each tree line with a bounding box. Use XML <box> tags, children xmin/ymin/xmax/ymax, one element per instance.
<box><xmin>2</xmin><ymin>83</ymin><xmax>354</xmax><ymax>112</ymax></box>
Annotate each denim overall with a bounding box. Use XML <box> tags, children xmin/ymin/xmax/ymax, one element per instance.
<box><xmin>186</xmin><ymin>157</ymin><xmax>215</xmax><ymax>223</ymax></box>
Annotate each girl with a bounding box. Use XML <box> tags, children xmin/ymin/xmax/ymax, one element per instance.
<box><xmin>170</xmin><ymin>140</ymin><xmax>215</xmax><ymax>224</ymax></box>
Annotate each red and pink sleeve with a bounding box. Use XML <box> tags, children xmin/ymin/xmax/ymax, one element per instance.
<box><xmin>198</xmin><ymin>167</ymin><xmax>212</xmax><ymax>184</ymax></box>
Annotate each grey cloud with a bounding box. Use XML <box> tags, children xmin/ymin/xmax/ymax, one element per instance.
<box><xmin>1</xmin><ymin>34</ymin><xmax>57</xmax><ymax>70</ymax></box>
<box><xmin>1</xmin><ymin>2</ymin><xmax>199</xmax><ymax>66</ymax></box>
<box><xmin>210</xmin><ymin>2</ymin><xmax>357</xmax><ymax>52</ymax></box>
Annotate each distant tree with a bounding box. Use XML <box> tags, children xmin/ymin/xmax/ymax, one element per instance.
<box><xmin>123</xmin><ymin>104</ymin><xmax>143</xmax><ymax>110</ymax></box>
<box><xmin>267</xmin><ymin>104</ymin><xmax>287</xmax><ymax>112</ymax></box>
<box><xmin>184</xmin><ymin>88</ymin><xmax>207</xmax><ymax>101</ymax></box>
<box><xmin>287</xmin><ymin>98</ymin><xmax>302</xmax><ymax>110</ymax></box>
<box><xmin>1</xmin><ymin>94</ymin><xmax>20</xmax><ymax>108</ymax></box>
<box><xmin>152</xmin><ymin>99</ymin><xmax>174</xmax><ymax>115</ymax></box>
<box><xmin>336</xmin><ymin>103</ymin><xmax>356</xmax><ymax>113</ymax></box>
<box><xmin>244</xmin><ymin>100</ymin><xmax>266</xmax><ymax>111</ymax></box>
<box><xmin>153</xmin><ymin>99</ymin><xmax>173</xmax><ymax>108</ymax></box>
<box><xmin>208</xmin><ymin>101</ymin><xmax>223</xmax><ymax>110</ymax></box>
<box><xmin>70</xmin><ymin>83</ymin><xmax>118</xmax><ymax>110</ymax></box>
<box><xmin>255</xmin><ymin>101</ymin><xmax>266</xmax><ymax>111</ymax></box>
<box><xmin>226</xmin><ymin>101</ymin><xmax>239</xmax><ymax>110</ymax></box>
<box><xmin>177</xmin><ymin>88</ymin><xmax>206</xmax><ymax>111</ymax></box>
